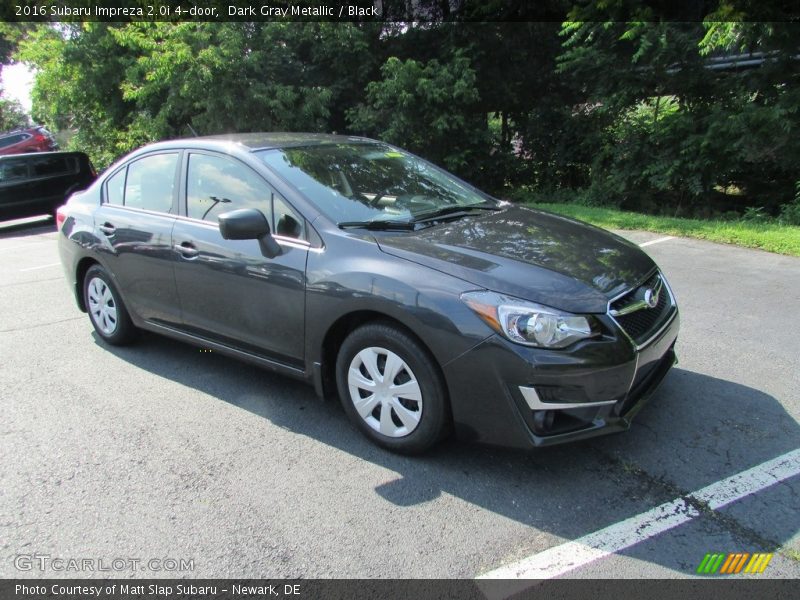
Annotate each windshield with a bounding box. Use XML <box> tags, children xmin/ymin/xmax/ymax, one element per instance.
<box><xmin>256</xmin><ymin>143</ymin><xmax>493</xmax><ymax>224</ymax></box>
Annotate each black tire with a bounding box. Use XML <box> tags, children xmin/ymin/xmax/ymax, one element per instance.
<box><xmin>336</xmin><ymin>322</ymin><xmax>449</xmax><ymax>454</ymax></box>
<box><xmin>83</xmin><ymin>265</ymin><xmax>137</xmax><ymax>345</ymax></box>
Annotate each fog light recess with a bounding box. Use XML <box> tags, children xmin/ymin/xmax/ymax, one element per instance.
<box><xmin>532</xmin><ymin>410</ymin><xmax>555</xmax><ymax>433</ymax></box>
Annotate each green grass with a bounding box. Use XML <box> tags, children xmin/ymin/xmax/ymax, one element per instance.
<box><xmin>527</xmin><ymin>202</ymin><xmax>800</xmax><ymax>257</ymax></box>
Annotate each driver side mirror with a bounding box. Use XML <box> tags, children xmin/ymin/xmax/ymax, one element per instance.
<box><xmin>218</xmin><ymin>208</ymin><xmax>282</xmax><ymax>259</ymax></box>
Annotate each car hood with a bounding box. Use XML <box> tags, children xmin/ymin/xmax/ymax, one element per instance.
<box><xmin>376</xmin><ymin>206</ymin><xmax>655</xmax><ymax>313</ymax></box>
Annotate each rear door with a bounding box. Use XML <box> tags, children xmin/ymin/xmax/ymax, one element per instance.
<box><xmin>93</xmin><ymin>151</ymin><xmax>182</xmax><ymax>326</ymax></box>
<box><xmin>171</xmin><ymin>151</ymin><xmax>308</xmax><ymax>366</ymax></box>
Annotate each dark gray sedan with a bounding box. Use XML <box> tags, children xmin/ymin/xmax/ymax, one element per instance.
<box><xmin>57</xmin><ymin>133</ymin><xmax>679</xmax><ymax>453</ymax></box>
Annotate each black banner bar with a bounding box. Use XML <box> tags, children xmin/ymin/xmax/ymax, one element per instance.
<box><xmin>1</xmin><ymin>579</ymin><xmax>798</xmax><ymax>600</ymax></box>
<box><xmin>3</xmin><ymin>0</ymin><xmax>800</xmax><ymax>23</ymax></box>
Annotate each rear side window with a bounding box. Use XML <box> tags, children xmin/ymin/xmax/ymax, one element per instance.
<box><xmin>186</xmin><ymin>153</ymin><xmax>270</xmax><ymax>222</ymax></box>
<box><xmin>0</xmin><ymin>159</ymin><xmax>29</xmax><ymax>182</ymax></box>
<box><xmin>0</xmin><ymin>134</ymin><xmax>29</xmax><ymax>149</ymax></box>
<box><xmin>121</xmin><ymin>153</ymin><xmax>179</xmax><ymax>213</ymax></box>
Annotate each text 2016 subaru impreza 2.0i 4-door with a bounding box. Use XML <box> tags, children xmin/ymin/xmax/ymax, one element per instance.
<box><xmin>57</xmin><ymin>133</ymin><xmax>679</xmax><ymax>454</ymax></box>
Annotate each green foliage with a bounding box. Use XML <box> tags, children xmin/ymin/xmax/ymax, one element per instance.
<box><xmin>779</xmin><ymin>183</ymin><xmax>800</xmax><ymax>225</ymax></box>
<box><xmin>113</xmin><ymin>22</ymin><xmax>374</xmax><ymax>136</ymax></box>
<box><xmin>7</xmin><ymin>13</ymin><xmax>799</xmax><ymax>216</ymax></box>
<box><xmin>557</xmin><ymin>16</ymin><xmax>800</xmax><ymax>217</ymax></box>
<box><xmin>18</xmin><ymin>23</ymin><xmax>143</xmax><ymax>168</ymax></box>
<box><xmin>348</xmin><ymin>51</ymin><xmax>486</xmax><ymax>176</ymax></box>
<box><xmin>0</xmin><ymin>90</ymin><xmax>29</xmax><ymax>130</ymax></box>
<box><xmin>529</xmin><ymin>201</ymin><xmax>800</xmax><ymax>257</ymax></box>
<box><xmin>18</xmin><ymin>22</ymin><xmax>379</xmax><ymax>169</ymax></box>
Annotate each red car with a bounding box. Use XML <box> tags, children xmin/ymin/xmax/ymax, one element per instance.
<box><xmin>0</xmin><ymin>126</ymin><xmax>58</xmax><ymax>155</ymax></box>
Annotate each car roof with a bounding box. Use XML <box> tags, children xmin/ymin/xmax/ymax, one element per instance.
<box><xmin>143</xmin><ymin>132</ymin><xmax>381</xmax><ymax>153</ymax></box>
<box><xmin>0</xmin><ymin>151</ymin><xmax>88</xmax><ymax>160</ymax></box>
<box><xmin>0</xmin><ymin>126</ymin><xmax>46</xmax><ymax>137</ymax></box>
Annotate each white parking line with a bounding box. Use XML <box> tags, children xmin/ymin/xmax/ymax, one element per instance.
<box><xmin>0</xmin><ymin>240</ymin><xmax>55</xmax><ymax>252</ymax></box>
<box><xmin>477</xmin><ymin>448</ymin><xmax>800</xmax><ymax>580</ymax></box>
<box><xmin>19</xmin><ymin>262</ymin><xmax>61</xmax><ymax>272</ymax></box>
<box><xmin>639</xmin><ymin>236</ymin><xmax>675</xmax><ymax>247</ymax></box>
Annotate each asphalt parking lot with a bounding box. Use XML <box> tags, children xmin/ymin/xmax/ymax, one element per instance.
<box><xmin>1</xmin><ymin>215</ymin><xmax>799</xmax><ymax>581</ymax></box>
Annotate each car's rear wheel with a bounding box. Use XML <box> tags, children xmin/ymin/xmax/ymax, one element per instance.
<box><xmin>336</xmin><ymin>323</ymin><xmax>448</xmax><ymax>454</ymax></box>
<box><xmin>83</xmin><ymin>265</ymin><xmax>137</xmax><ymax>345</ymax></box>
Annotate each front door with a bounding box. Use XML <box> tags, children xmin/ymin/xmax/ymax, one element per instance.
<box><xmin>172</xmin><ymin>152</ymin><xmax>307</xmax><ymax>366</ymax></box>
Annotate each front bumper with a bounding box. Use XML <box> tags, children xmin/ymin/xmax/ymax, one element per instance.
<box><xmin>442</xmin><ymin>310</ymin><xmax>680</xmax><ymax>449</ymax></box>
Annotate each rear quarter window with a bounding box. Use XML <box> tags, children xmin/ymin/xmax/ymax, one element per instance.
<box><xmin>105</xmin><ymin>168</ymin><xmax>126</xmax><ymax>206</ymax></box>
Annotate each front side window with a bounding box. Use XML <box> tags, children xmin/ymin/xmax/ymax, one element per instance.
<box><xmin>186</xmin><ymin>153</ymin><xmax>271</xmax><ymax>222</ymax></box>
<box><xmin>256</xmin><ymin>143</ymin><xmax>491</xmax><ymax>224</ymax></box>
<box><xmin>124</xmin><ymin>153</ymin><xmax>179</xmax><ymax>213</ymax></box>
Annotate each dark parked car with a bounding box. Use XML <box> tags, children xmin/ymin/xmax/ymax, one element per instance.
<box><xmin>0</xmin><ymin>126</ymin><xmax>58</xmax><ymax>155</ymax></box>
<box><xmin>57</xmin><ymin>133</ymin><xmax>679</xmax><ymax>453</ymax></box>
<box><xmin>1</xmin><ymin>151</ymin><xmax>96</xmax><ymax>221</ymax></box>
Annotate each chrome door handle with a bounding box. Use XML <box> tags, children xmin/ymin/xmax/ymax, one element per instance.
<box><xmin>98</xmin><ymin>223</ymin><xmax>116</xmax><ymax>235</ymax></box>
<box><xmin>174</xmin><ymin>243</ymin><xmax>199</xmax><ymax>258</ymax></box>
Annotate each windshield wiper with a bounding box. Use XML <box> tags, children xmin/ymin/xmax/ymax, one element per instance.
<box><xmin>409</xmin><ymin>204</ymin><xmax>502</xmax><ymax>224</ymax></box>
<box><xmin>338</xmin><ymin>220</ymin><xmax>416</xmax><ymax>231</ymax></box>
<box><xmin>338</xmin><ymin>204</ymin><xmax>502</xmax><ymax>231</ymax></box>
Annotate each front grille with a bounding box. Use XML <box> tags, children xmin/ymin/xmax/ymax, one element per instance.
<box><xmin>610</xmin><ymin>272</ymin><xmax>674</xmax><ymax>346</ymax></box>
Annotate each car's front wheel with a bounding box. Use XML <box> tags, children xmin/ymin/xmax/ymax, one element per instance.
<box><xmin>336</xmin><ymin>323</ymin><xmax>448</xmax><ymax>454</ymax></box>
<box><xmin>83</xmin><ymin>265</ymin><xmax>137</xmax><ymax>345</ymax></box>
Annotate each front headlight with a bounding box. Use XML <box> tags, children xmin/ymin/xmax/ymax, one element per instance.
<box><xmin>461</xmin><ymin>290</ymin><xmax>597</xmax><ymax>349</ymax></box>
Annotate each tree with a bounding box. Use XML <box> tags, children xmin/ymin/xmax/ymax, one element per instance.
<box><xmin>19</xmin><ymin>22</ymin><xmax>381</xmax><ymax>169</ymax></box>
<box><xmin>348</xmin><ymin>51</ymin><xmax>487</xmax><ymax>177</ymax></box>
<box><xmin>0</xmin><ymin>89</ymin><xmax>29</xmax><ymax>130</ymax></box>
<box><xmin>18</xmin><ymin>23</ymin><xmax>143</xmax><ymax>168</ymax></box>
<box><xmin>556</xmin><ymin>2</ymin><xmax>800</xmax><ymax>215</ymax></box>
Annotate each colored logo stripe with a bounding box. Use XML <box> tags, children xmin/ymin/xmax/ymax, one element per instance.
<box><xmin>744</xmin><ymin>553</ymin><xmax>774</xmax><ymax>573</ymax></box>
<box><xmin>697</xmin><ymin>553</ymin><xmax>725</xmax><ymax>574</ymax></box>
<box><xmin>697</xmin><ymin>552</ymin><xmax>773</xmax><ymax>574</ymax></box>
<box><xmin>720</xmin><ymin>553</ymin><xmax>748</xmax><ymax>574</ymax></box>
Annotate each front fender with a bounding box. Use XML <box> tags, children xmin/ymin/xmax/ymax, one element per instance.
<box><xmin>304</xmin><ymin>233</ymin><xmax>492</xmax><ymax>369</ymax></box>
